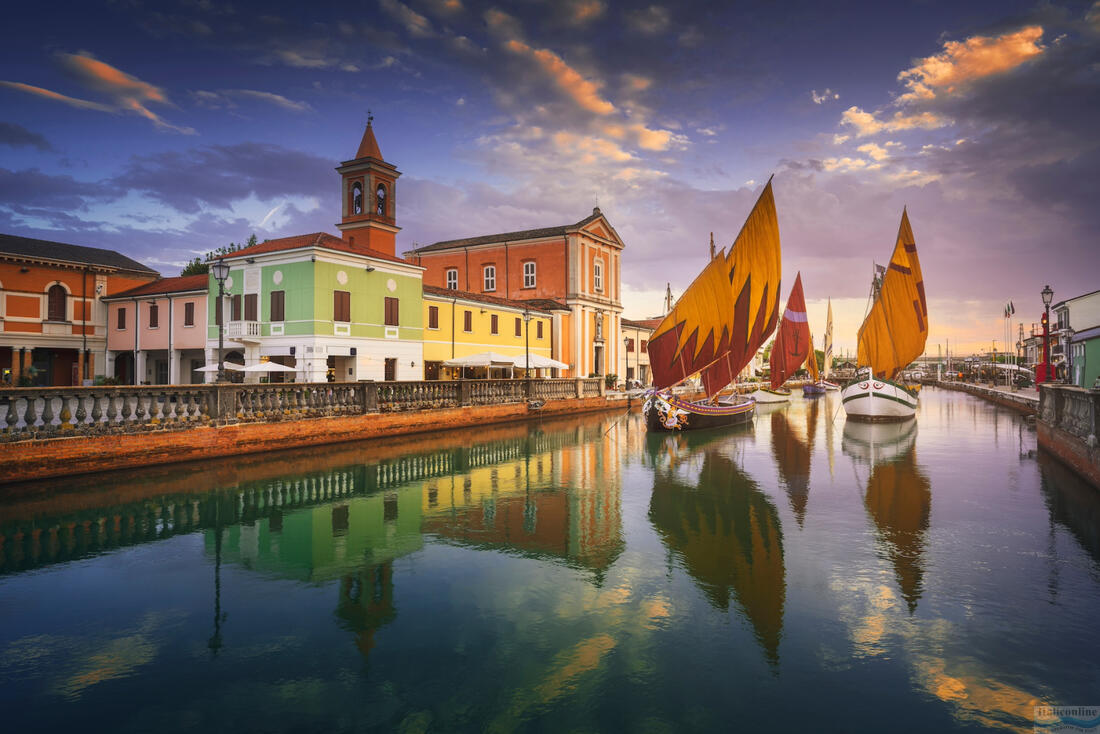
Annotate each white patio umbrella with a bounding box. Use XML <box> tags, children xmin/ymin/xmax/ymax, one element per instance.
<box><xmin>194</xmin><ymin>362</ymin><xmax>244</xmax><ymax>372</ymax></box>
<box><xmin>442</xmin><ymin>352</ymin><xmax>518</xmax><ymax>367</ymax></box>
<box><xmin>242</xmin><ymin>362</ymin><xmax>298</xmax><ymax>372</ymax></box>
<box><xmin>511</xmin><ymin>353</ymin><xmax>569</xmax><ymax>370</ymax></box>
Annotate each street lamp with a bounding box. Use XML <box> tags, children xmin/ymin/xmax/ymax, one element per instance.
<box><xmin>211</xmin><ymin>259</ymin><xmax>231</xmax><ymax>383</ymax></box>
<box><xmin>1041</xmin><ymin>284</ymin><xmax>1053</xmax><ymax>383</ymax></box>
<box><xmin>523</xmin><ymin>309</ymin><xmax>532</xmax><ymax>397</ymax></box>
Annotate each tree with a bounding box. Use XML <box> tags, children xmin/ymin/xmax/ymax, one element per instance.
<box><xmin>178</xmin><ymin>234</ymin><xmax>259</xmax><ymax>276</ymax></box>
<box><xmin>814</xmin><ymin>348</ymin><xmax>825</xmax><ymax>371</ymax></box>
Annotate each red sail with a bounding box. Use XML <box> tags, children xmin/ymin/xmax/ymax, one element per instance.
<box><xmin>769</xmin><ymin>272</ymin><xmax>810</xmax><ymax>390</ymax></box>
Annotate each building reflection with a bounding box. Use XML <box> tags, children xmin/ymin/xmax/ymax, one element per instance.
<box><xmin>646</xmin><ymin>429</ymin><xmax>786</xmax><ymax>665</ymax></box>
<box><xmin>843</xmin><ymin>419</ymin><xmax>931</xmax><ymax>613</ymax></box>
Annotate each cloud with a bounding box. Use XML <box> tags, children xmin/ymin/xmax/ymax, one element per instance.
<box><xmin>193</xmin><ymin>89</ymin><xmax>312</xmax><ymax>112</ymax></box>
<box><xmin>832</xmin><ymin>134</ymin><xmax>850</xmax><ymax>145</ymax></box>
<box><xmin>2</xmin><ymin>52</ymin><xmax>194</xmax><ymax>134</ymax></box>
<box><xmin>896</xmin><ymin>26</ymin><xmax>1045</xmax><ymax>104</ymax></box>
<box><xmin>820</xmin><ymin>156</ymin><xmax>869</xmax><ymax>172</ymax></box>
<box><xmin>0</xmin><ymin>122</ymin><xmax>53</xmax><ymax>151</ymax></box>
<box><xmin>857</xmin><ymin>143</ymin><xmax>889</xmax><ymax>161</ymax></box>
<box><xmin>379</xmin><ymin>0</ymin><xmax>437</xmax><ymax>38</ymax></box>
<box><xmin>840</xmin><ymin>106</ymin><xmax>945</xmax><ymax>136</ymax></box>
<box><xmin>622</xmin><ymin>74</ymin><xmax>652</xmax><ymax>92</ymax></box>
<box><xmin>627</xmin><ymin>5</ymin><xmax>670</xmax><ymax>35</ymax></box>
<box><xmin>505</xmin><ymin>40</ymin><xmax>615</xmax><ymax>115</ymax></box>
<box><xmin>812</xmin><ymin>88</ymin><xmax>839</xmax><ymax>104</ymax></box>
<box><xmin>567</xmin><ymin>0</ymin><xmax>606</xmax><ymax>25</ymax></box>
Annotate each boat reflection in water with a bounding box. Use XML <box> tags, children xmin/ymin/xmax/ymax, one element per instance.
<box><xmin>646</xmin><ymin>428</ymin><xmax>786</xmax><ymax>665</ymax></box>
<box><xmin>843</xmin><ymin>418</ymin><xmax>930</xmax><ymax>613</ymax></box>
<box><xmin>769</xmin><ymin>405</ymin><xmax>814</xmax><ymax>526</ymax></box>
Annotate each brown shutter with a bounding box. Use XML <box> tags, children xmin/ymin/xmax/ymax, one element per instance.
<box><xmin>537</xmin><ymin>321</ymin><xmax>543</xmax><ymax>339</ymax></box>
<box><xmin>334</xmin><ymin>291</ymin><xmax>350</xmax><ymax>322</ymax></box>
<box><xmin>118</xmin><ymin>307</ymin><xmax>126</xmax><ymax>330</ymax></box>
<box><xmin>244</xmin><ymin>293</ymin><xmax>258</xmax><ymax>321</ymax></box>
<box><xmin>428</xmin><ymin>305</ymin><xmax>439</xmax><ymax>329</ymax></box>
<box><xmin>270</xmin><ymin>291</ymin><xmax>284</xmax><ymax>322</ymax></box>
<box><xmin>464</xmin><ymin>310</ymin><xmax>472</xmax><ymax>332</ymax></box>
<box><xmin>491</xmin><ymin>314</ymin><xmax>498</xmax><ymax>334</ymax></box>
<box><xmin>184</xmin><ymin>302</ymin><xmax>195</xmax><ymax>326</ymax></box>
<box><xmin>215</xmin><ymin>298</ymin><xmax>222</xmax><ymax>326</ymax></box>
<box><xmin>149</xmin><ymin>303</ymin><xmax>159</xmax><ymax>328</ymax></box>
<box><xmin>515</xmin><ymin>317</ymin><xmax>522</xmax><ymax>336</ymax></box>
<box><xmin>232</xmin><ymin>294</ymin><xmax>242</xmax><ymax>321</ymax></box>
<box><xmin>384</xmin><ymin>297</ymin><xmax>399</xmax><ymax>326</ymax></box>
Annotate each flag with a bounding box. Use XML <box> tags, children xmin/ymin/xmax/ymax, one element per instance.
<box><xmin>1010</xmin><ymin>301</ymin><xmax>1015</xmax><ymax>315</ymax></box>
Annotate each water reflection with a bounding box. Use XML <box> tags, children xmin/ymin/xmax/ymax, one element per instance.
<box><xmin>646</xmin><ymin>429</ymin><xmax>786</xmax><ymax>665</ymax></box>
<box><xmin>770</xmin><ymin>409</ymin><xmax>812</xmax><ymax>526</ymax></box>
<box><xmin>843</xmin><ymin>419</ymin><xmax>931</xmax><ymax>612</ymax></box>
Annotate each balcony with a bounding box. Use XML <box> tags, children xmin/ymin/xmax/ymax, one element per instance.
<box><xmin>226</xmin><ymin>320</ymin><xmax>262</xmax><ymax>340</ymax></box>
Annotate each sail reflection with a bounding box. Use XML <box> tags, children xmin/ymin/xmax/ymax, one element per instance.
<box><xmin>647</xmin><ymin>430</ymin><xmax>786</xmax><ymax>665</ymax></box>
<box><xmin>843</xmin><ymin>419</ymin><xmax>931</xmax><ymax>612</ymax></box>
<box><xmin>770</xmin><ymin>409</ymin><xmax>812</xmax><ymax>526</ymax></box>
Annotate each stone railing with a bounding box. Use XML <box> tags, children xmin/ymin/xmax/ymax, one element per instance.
<box><xmin>1039</xmin><ymin>384</ymin><xmax>1100</xmax><ymax>444</ymax></box>
<box><xmin>0</xmin><ymin>378</ymin><xmax>605</xmax><ymax>441</ymax></box>
<box><xmin>226</xmin><ymin>320</ymin><xmax>261</xmax><ymax>338</ymax></box>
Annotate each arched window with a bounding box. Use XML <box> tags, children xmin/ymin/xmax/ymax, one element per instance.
<box><xmin>47</xmin><ymin>283</ymin><xmax>67</xmax><ymax>321</ymax></box>
<box><xmin>376</xmin><ymin>184</ymin><xmax>387</xmax><ymax>216</ymax></box>
<box><xmin>352</xmin><ymin>182</ymin><xmax>363</xmax><ymax>215</ymax></box>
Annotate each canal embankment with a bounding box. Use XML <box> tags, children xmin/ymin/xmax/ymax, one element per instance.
<box><xmin>1038</xmin><ymin>384</ymin><xmax>1100</xmax><ymax>489</ymax></box>
<box><xmin>0</xmin><ymin>378</ymin><xmax>651</xmax><ymax>485</ymax></box>
<box><xmin>923</xmin><ymin>379</ymin><xmax>1039</xmax><ymax>416</ymax></box>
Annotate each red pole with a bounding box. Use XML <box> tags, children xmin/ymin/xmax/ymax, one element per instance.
<box><xmin>1041</xmin><ymin>309</ymin><xmax>1050</xmax><ymax>383</ymax></box>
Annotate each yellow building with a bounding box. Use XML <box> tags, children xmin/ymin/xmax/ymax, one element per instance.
<box><xmin>422</xmin><ymin>285</ymin><xmax>562</xmax><ymax>379</ymax></box>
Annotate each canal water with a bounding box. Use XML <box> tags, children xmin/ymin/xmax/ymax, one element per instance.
<box><xmin>2</xmin><ymin>387</ymin><xmax>1098</xmax><ymax>732</ymax></box>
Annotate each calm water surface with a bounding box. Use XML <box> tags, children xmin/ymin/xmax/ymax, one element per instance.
<box><xmin>2</xmin><ymin>387</ymin><xmax>1099</xmax><ymax>732</ymax></box>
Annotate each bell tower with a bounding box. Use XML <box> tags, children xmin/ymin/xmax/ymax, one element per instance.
<box><xmin>336</xmin><ymin>114</ymin><xmax>401</xmax><ymax>256</ymax></box>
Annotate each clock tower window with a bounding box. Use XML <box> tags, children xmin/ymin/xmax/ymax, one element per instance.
<box><xmin>352</xmin><ymin>182</ymin><xmax>363</xmax><ymax>215</ymax></box>
<box><xmin>376</xmin><ymin>183</ymin><xmax>387</xmax><ymax>216</ymax></box>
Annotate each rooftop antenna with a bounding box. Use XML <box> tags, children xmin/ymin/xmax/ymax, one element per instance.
<box><xmin>367</xmin><ymin>109</ymin><xmax>374</xmax><ymax>126</ymax></box>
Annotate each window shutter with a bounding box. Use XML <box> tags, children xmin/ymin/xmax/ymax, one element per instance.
<box><xmin>515</xmin><ymin>317</ymin><xmax>522</xmax><ymax>336</ymax></box>
<box><xmin>232</xmin><ymin>294</ymin><xmax>242</xmax><ymax>321</ymax></box>
<box><xmin>244</xmin><ymin>293</ymin><xmax>258</xmax><ymax>321</ymax></box>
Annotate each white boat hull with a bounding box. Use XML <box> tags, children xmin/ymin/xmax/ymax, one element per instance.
<box><xmin>821</xmin><ymin>380</ymin><xmax>840</xmax><ymax>392</ymax></box>
<box><xmin>841</xmin><ymin>379</ymin><xmax>918</xmax><ymax>422</ymax></box>
<box><xmin>748</xmin><ymin>388</ymin><xmax>791</xmax><ymax>404</ymax></box>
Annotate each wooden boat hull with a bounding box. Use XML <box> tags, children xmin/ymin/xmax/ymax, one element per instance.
<box><xmin>841</xmin><ymin>378</ymin><xmax>918</xmax><ymax>422</ymax></box>
<box><xmin>802</xmin><ymin>383</ymin><xmax>825</xmax><ymax>396</ymax></box>
<box><xmin>748</xmin><ymin>388</ymin><xmax>791</xmax><ymax>404</ymax></box>
<box><xmin>644</xmin><ymin>392</ymin><xmax>755</xmax><ymax>432</ymax></box>
<box><xmin>821</xmin><ymin>380</ymin><xmax>841</xmax><ymax>392</ymax></box>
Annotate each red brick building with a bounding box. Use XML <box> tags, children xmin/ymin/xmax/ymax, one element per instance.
<box><xmin>404</xmin><ymin>209</ymin><xmax>625</xmax><ymax>378</ymax></box>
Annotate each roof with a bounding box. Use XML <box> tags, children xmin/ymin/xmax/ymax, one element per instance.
<box><xmin>103</xmin><ymin>274</ymin><xmax>208</xmax><ymax>300</ymax></box>
<box><xmin>513</xmin><ymin>297</ymin><xmax>570</xmax><ymax>312</ymax></box>
<box><xmin>356</xmin><ymin>121</ymin><xmax>383</xmax><ymax>161</ymax></box>
<box><xmin>217</xmin><ymin>232</ymin><xmax>409</xmax><ymax>266</ymax></box>
<box><xmin>423</xmin><ymin>285</ymin><xmax>555</xmax><ymax>314</ymax></box>
<box><xmin>0</xmin><ymin>233</ymin><xmax>158</xmax><ymax>274</ymax></box>
<box><xmin>1070</xmin><ymin>325</ymin><xmax>1100</xmax><ymax>342</ymax></box>
<box><xmin>622</xmin><ymin>317</ymin><xmax>663</xmax><ymax>330</ymax></box>
<box><xmin>408</xmin><ymin>209</ymin><xmax>607</xmax><ymax>254</ymax></box>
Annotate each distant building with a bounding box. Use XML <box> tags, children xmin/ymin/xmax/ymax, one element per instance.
<box><xmin>102</xmin><ymin>275</ymin><xmax>208</xmax><ymax>385</ymax></box>
<box><xmin>405</xmin><ymin>208</ymin><xmax>626</xmax><ymax>378</ymax></box>
<box><xmin>1053</xmin><ymin>288</ymin><xmax>1100</xmax><ymax>388</ymax></box>
<box><xmin>0</xmin><ymin>234</ymin><xmax>158</xmax><ymax>386</ymax></box>
<box><xmin>620</xmin><ymin>317</ymin><xmax>660</xmax><ymax>385</ymax></box>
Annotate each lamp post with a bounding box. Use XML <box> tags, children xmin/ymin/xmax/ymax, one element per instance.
<box><xmin>523</xmin><ymin>309</ymin><xmax>532</xmax><ymax>397</ymax></box>
<box><xmin>211</xmin><ymin>259</ymin><xmax>230</xmax><ymax>383</ymax></box>
<box><xmin>1041</xmin><ymin>284</ymin><xmax>1053</xmax><ymax>384</ymax></box>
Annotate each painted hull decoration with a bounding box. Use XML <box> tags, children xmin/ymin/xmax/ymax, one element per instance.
<box><xmin>645</xmin><ymin>178</ymin><xmax>782</xmax><ymax>432</ymax></box>
<box><xmin>644</xmin><ymin>391</ymin><xmax>755</xmax><ymax>432</ymax></box>
<box><xmin>845</xmin><ymin>209</ymin><xmax>928</xmax><ymax>422</ymax></box>
<box><xmin>841</xmin><ymin>378</ymin><xmax>920</xmax><ymax>421</ymax></box>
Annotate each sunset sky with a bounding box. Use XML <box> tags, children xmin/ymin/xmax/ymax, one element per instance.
<box><xmin>2</xmin><ymin>0</ymin><xmax>1097</xmax><ymax>355</ymax></box>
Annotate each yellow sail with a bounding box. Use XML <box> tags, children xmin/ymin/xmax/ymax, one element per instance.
<box><xmin>806</xmin><ymin>330</ymin><xmax>820</xmax><ymax>381</ymax></box>
<box><xmin>648</xmin><ymin>179</ymin><xmax>782</xmax><ymax>393</ymax></box>
<box><xmin>856</xmin><ymin>209</ymin><xmax>928</xmax><ymax>380</ymax></box>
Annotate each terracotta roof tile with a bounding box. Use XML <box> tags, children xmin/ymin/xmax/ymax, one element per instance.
<box><xmin>423</xmin><ymin>285</ymin><xmax>556</xmax><ymax>314</ymax></box>
<box><xmin>622</xmin><ymin>317</ymin><xmax>663</xmax><ymax>330</ymax></box>
<box><xmin>408</xmin><ymin>209</ymin><xmax>606</xmax><ymax>254</ymax></box>
<box><xmin>104</xmin><ymin>274</ymin><xmax>208</xmax><ymax>299</ymax></box>
<box><xmin>217</xmin><ymin>232</ymin><xmax>409</xmax><ymax>266</ymax></box>
<box><xmin>356</xmin><ymin>122</ymin><xmax>383</xmax><ymax>161</ymax></box>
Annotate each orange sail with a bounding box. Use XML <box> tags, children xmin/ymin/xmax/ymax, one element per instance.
<box><xmin>769</xmin><ymin>273</ymin><xmax>810</xmax><ymax>390</ymax></box>
<box><xmin>648</xmin><ymin>180</ymin><xmax>782</xmax><ymax>394</ymax></box>
<box><xmin>856</xmin><ymin>210</ymin><xmax>928</xmax><ymax>380</ymax></box>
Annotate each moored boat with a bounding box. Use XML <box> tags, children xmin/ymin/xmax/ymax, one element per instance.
<box><xmin>755</xmin><ymin>386</ymin><xmax>793</xmax><ymax>403</ymax></box>
<box><xmin>644</xmin><ymin>179</ymin><xmax>783</xmax><ymax>432</ymax></box>
<box><xmin>842</xmin><ymin>210</ymin><xmax>928</xmax><ymax>422</ymax></box>
<box><xmin>749</xmin><ymin>272</ymin><xmax>811</xmax><ymax>406</ymax></box>
<box><xmin>802</xmin><ymin>382</ymin><xmax>825</xmax><ymax>397</ymax></box>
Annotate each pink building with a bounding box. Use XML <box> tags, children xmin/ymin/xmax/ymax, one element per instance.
<box><xmin>102</xmin><ymin>275</ymin><xmax>208</xmax><ymax>384</ymax></box>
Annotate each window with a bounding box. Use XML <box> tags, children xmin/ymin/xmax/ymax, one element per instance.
<box><xmin>352</xmin><ymin>182</ymin><xmax>363</xmax><ymax>215</ymax></box>
<box><xmin>215</xmin><ymin>297</ymin><xmax>223</xmax><ymax>326</ymax></box>
<box><xmin>149</xmin><ymin>303</ymin><xmax>159</xmax><ymax>329</ymax></box>
<box><xmin>334</xmin><ymin>290</ymin><xmax>351</xmax><ymax>322</ymax></box>
<box><xmin>536</xmin><ymin>320</ymin><xmax>543</xmax><ymax>339</ymax></box>
<box><xmin>523</xmin><ymin>261</ymin><xmax>536</xmax><ymax>288</ymax></box>
<box><xmin>428</xmin><ymin>305</ymin><xmax>439</xmax><ymax>329</ymax></box>
<box><xmin>641</xmin><ymin>339</ymin><xmax>648</xmax><ymax>353</ymax></box>
<box><xmin>594</xmin><ymin>259</ymin><xmax>603</xmax><ymax>293</ymax></box>
<box><xmin>184</xmin><ymin>301</ymin><xmax>195</xmax><ymax>327</ymax></box>
<box><xmin>384</xmin><ymin>297</ymin><xmax>399</xmax><ymax>326</ymax></box>
<box><xmin>515</xmin><ymin>317</ymin><xmax>522</xmax><ymax>337</ymax></box>
<box><xmin>626</xmin><ymin>337</ymin><xmax>635</xmax><ymax>352</ymax></box>
<box><xmin>244</xmin><ymin>293</ymin><xmax>258</xmax><ymax>321</ymax></box>
<box><xmin>483</xmin><ymin>265</ymin><xmax>496</xmax><ymax>292</ymax></box>
<box><xmin>376</xmin><ymin>183</ymin><xmax>386</xmax><ymax>216</ymax></box>
<box><xmin>463</xmin><ymin>310</ymin><xmax>472</xmax><ymax>332</ymax></box>
<box><xmin>117</xmin><ymin>307</ymin><xmax>127</xmax><ymax>330</ymax></box>
<box><xmin>446</xmin><ymin>268</ymin><xmax>458</xmax><ymax>290</ymax></box>
<box><xmin>231</xmin><ymin>294</ymin><xmax>242</xmax><ymax>321</ymax></box>
<box><xmin>384</xmin><ymin>357</ymin><xmax>396</xmax><ymax>381</ymax></box>
<box><xmin>490</xmin><ymin>314</ymin><xmax>498</xmax><ymax>334</ymax></box>
<box><xmin>270</xmin><ymin>291</ymin><xmax>285</xmax><ymax>322</ymax></box>
<box><xmin>47</xmin><ymin>284</ymin><xmax>67</xmax><ymax>321</ymax></box>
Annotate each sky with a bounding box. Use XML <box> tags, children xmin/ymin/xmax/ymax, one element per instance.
<box><xmin>1</xmin><ymin>0</ymin><xmax>1097</xmax><ymax>355</ymax></box>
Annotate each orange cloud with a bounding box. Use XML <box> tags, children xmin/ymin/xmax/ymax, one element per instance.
<box><xmin>0</xmin><ymin>81</ymin><xmax>113</xmax><ymax>112</ymax></box>
<box><xmin>551</xmin><ymin>130</ymin><xmax>634</xmax><ymax>163</ymax></box>
<box><xmin>841</xmin><ymin>106</ymin><xmax>944</xmax><ymax>137</ymax></box>
<box><xmin>897</xmin><ymin>26</ymin><xmax>1044</xmax><ymax>103</ymax></box>
<box><xmin>506</xmin><ymin>40</ymin><xmax>615</xmax><ymax>115</ymax></box>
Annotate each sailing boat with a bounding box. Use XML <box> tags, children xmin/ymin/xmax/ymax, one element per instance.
<box><xmin>842</xmin><ymin>209</ymin><xmax>928</xmax><ymax>421</ymax></box>
<box><xmin>802</xmin><ymin>328</ymin><xmax>824</xmax><ymax>396</ymax></box>
<box><xmin>820</xmin><ymin>299</ymin><xmax>840</xmax><ymax>391</ymax></box>
<box><xmin>643</xmin><ymin>180</ymin><xmax>782</xmax><ymax>432</ymax></box>
<box><xmin>749</xmin><ymin>273</ymin><xmax>810</xmax><ymax>404</ymax></box>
